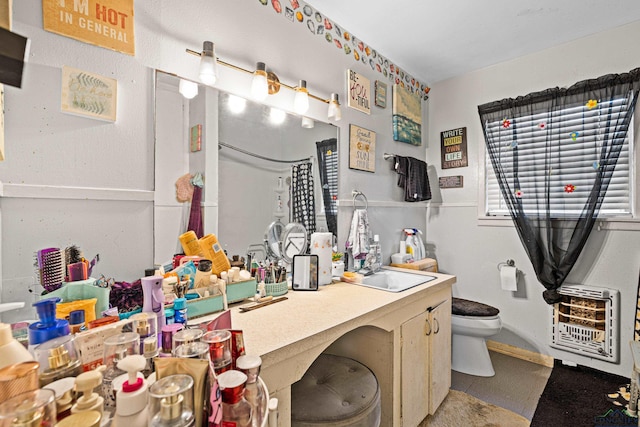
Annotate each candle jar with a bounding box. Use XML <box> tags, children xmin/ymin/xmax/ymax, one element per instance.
<box><xmin>202</xmin><ymin>330</ymin><xmax>232</xmax><ymax>374</ymax></box>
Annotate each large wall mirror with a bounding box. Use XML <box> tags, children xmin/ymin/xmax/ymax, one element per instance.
<box><xmin>154</xmin><ymin>71</ymin><xmax>338</xmax><ymax>265</ymax></box>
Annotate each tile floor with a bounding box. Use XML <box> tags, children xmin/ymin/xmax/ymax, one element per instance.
<box><xmin>451</xmin><ymin>351</ymin><xmax>553</xmax><ymax>420</ymax></box>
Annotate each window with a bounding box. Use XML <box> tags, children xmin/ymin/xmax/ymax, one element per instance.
<box><xmin>485</xmin><ymin>96</ymin><xmax>634</xmax><ymax>218</ymax></box>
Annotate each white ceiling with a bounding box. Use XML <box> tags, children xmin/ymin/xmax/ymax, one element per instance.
<box><xmin>304</xmin><ymin>0</ymin><xmax>640</xmax><ymax>84</ymax></box>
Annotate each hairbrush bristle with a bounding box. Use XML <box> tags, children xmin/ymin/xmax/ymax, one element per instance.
<box><xmin>35</xmin><ymin>247</ymin><xmax>66</xmax><ymax>293</ymax></box>
<box><xmin>65</xmin><ymin>245</ymin><xmax>82</xmax><ymax>265</ymax></box>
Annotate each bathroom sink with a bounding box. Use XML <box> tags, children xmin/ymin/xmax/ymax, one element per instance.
<box><xmin>357</xmin><ymin>269</ymin><xmax>436</xmax><ymax>292</ymax></box>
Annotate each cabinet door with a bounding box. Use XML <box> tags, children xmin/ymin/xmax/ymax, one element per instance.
<box><xmin>400</xmin><ymin>311</ymin><xmax>429</xmax><ymax>427</ymax></box>
<box><xmin>428</xmin><ymin>299</ymin><xmax>451</xmax><ymax>414</ymax></box>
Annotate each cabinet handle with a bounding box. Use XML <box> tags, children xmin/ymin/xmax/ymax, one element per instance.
<box><xmin>425</xmin><ymin>318</ymin><xmax>432</xmax><ymax>336</ymax></box>
<box><xmin>433</xmin><ymin>318</ymin><xmax>440</xmax><ymax>334</ymax></box>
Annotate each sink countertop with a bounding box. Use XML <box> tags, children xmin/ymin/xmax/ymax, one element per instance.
<box><xmin>197</xmin><ymin>269</ymin><xmax>455</xmax><ymax>370</ymax></box>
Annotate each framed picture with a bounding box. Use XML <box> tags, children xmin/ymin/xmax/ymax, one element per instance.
<box><xmin>441</xmin><ymin>127</ymin><xmax>468</xmax><ymax>169</ymax></box>
<box><xmin>349</xmin><ymin>124</ymin><xmax>375</xmax><ymax>173</ymax></box>
<box><xmin>347</xmin><ymin>69</ymin><xmax>371</xmax><ymax>114</ymax></box>
<box><xmin>375</xmin><ymin>80</ymin><xmax>387</xmax><ymax>108</ymax></box>
<box><xmin>392</xmin><ymin>84</ymin><xmax>422</xmax><ymax>145</ymax></box>
<box><xmin>61</xmin><ymin>66</ymin><xmax>117</xmax><ymax>122</ymax></box>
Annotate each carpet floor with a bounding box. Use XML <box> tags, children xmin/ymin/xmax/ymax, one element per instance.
<box><xmin>531</xmin><ymin>361</ymin><xmax>636</xmax><ymax>427</ymax></box>
<box><xmin>419</xmin><ymin>389</ymin><xmax>530</xmax><ymax>427</ymax></box>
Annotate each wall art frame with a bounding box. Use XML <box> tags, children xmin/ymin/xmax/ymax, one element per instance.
<box><xmin>392</xmin><ymin>83</ymin><xmax>422</xmax><ymax>146</ymax></box>
<box><xmin>61</xmin><ymin>66</ymin><xmax>117</xmax><ymax>122</ymax></box>
<box><xmin>349</xmin><ymin>124</ymin><xmax>375</xmax><ymax>173</ymax></box>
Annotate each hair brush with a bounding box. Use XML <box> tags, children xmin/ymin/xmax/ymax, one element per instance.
<box><xmin>35</xmin><ymin>248</ymin><xmax>66</xmax><ymax>292</ymax></box>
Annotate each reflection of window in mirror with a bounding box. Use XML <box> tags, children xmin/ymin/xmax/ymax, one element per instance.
<box><xmin>293</xmin><ymin>254</ymin><xmax>318</xmax><ymax>291</ymax></box>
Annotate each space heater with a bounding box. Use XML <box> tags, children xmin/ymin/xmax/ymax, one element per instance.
<box><xmin>551</xmin><ymin>284</ymin><xmax>619</xmax><ymax>362</ymax></box>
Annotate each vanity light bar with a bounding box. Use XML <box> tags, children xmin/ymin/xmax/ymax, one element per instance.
<box><xmin>185</xmin><ymin>45</ymin><xmax>340</xmax><ymax>120</ymax></box>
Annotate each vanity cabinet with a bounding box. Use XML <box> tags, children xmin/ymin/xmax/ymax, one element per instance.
<box><xmin>401</xmin><ymin>294</ymin><xmax>451</xmax><ymax>426</ymax></box>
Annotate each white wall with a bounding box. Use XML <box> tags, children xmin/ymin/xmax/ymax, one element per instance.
<box><xmin>427</xmin><ymin>20</ymin><xmax>640</xmax><ymax>376</ymax></box>
<box><xmin>1</xmin><ymin>1</ymin><xmax>426</xmax><ymax>322</ymax></box>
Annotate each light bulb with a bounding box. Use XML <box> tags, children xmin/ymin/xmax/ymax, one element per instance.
<box><xmin>251</xmin><ymin>62</ymin><xmax>269</xmax><ymax>101</ymax></box>
<box><xmin>269</xmin><ymin>107</ymin><xmax>286</xmax><ymax>125</ymax></box>
<box><xmin>199</xmin><ymin>41</ymin><xmax>218</xmax><ymax>85</ymax></box>
<box><xmin>301</xmin><ymin>116</ymin><xmax>314</xmax><ymax>128</ymax></box>
<box><xmin>227</xmin><ymin>94</ymin><xmax>247</xmax><ymax>114</ymax></box>
<box><xmin>328</xmin><ymin>93</ymin><xmax>341</xmax><ymax>121</ymax></box>
<box><xmin>179</xmin><ymin>79</ymin><xmax>198</xmax><ymax>99</ymax></box>
<box><xmin>293</xmin><ymin>80</ymin><xmax>309</xmax><ymax>114</ymax></box>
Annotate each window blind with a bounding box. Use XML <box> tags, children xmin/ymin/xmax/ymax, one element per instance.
<box><xmin>485</xmin><ymin>96</ymin><xmax>633</xmax><ymax>217</ymax></box>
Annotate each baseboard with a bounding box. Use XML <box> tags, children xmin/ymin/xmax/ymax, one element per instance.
<box><xmin>487</xmin><ymin>340</ymin><xmax>554</xmax><ymax>368</ymax></box>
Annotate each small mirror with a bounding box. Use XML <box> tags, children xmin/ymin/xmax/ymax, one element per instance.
<box><xmin>281</xmin><ymin>222</ymin><xmax>308</xmax><ymax>264</ymax></box>
<box><xmin>292</xmin><ymin>254</ymin><xmax>319</xmax><ymax>291</ymax></box>
<box><xmin>264</xmin><ymin>220</ymin><xmax>285</xmax><ymax>261</ymax></box>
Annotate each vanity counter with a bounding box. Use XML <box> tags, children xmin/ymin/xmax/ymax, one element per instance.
<box><xmin>201</xmin><ymin>268</ymin><xmax>455</xmax><ymax>426</ymax></box>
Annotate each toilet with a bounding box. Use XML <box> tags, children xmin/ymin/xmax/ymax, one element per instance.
<box><xmin>451</xmin><ymin>297</ymin><xmax>502</xmax><ymax>377</ymax></box>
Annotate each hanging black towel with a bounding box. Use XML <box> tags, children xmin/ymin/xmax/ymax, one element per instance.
<box><xmin>392</xmin><ymin>156</ymin><xmax>431</xmax><ymax>202</ymax></box>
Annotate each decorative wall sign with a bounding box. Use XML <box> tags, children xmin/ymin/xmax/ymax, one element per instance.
<box><xmin>347</xmin><ymin>69</ymin><xmax>371</xmax><ymax>114</ymax></box>
<box><xmin>190</xmin><ymin>124</ymin><xmax>202</xmax><ymax>152</ymax></box>
<box><xmin>258</xmin><ymin>0</ymin><xmax>430</xmax><ymax>99</ymax></box>
<box><xmin>0</xmin><ymin>0</ymin><xmax>10</xmax><ymax>30</ymax></box>
<box><xmin>61</xmin><ymin>66</ymin><xmax>117</xmax><ymax>122</ymax></box>
<box><xmin>439</xmin><ymin>175</ymin><xmax>464</xmax><ymax>189</ymax></box>
<box><xmin>42</xmin><ymin>0</ymin><xmax>135</xmax><ymax>56</ymax></box>
<box><xmin>440</xmin><ymin>127</ymin><xmax>468</xmax><ymax>169</ymax></box>
<box><xmin>349</xmin><ymin>124</ymin><xmax>375</xmax><ymax>173</ymax></box>
<box><xmin>392</xmin><ymin>84</ymin><xmax>422</xmax><ymax>146</ymax></box>
<box><xmin>375</xmin><ymin>80</ymin><xmax>387</xmax><ymax>108</ymax></box>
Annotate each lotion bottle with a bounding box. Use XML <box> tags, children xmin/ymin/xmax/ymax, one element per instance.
<box><xmin>0</xmin><ymin>323</ymin><xmax>34</xmax><ymax>370</ymax></box>
<box><xmin>111</xmin><ymin>355</ymin><xmax>149</xmax><ymax>427</ymax></box>
<box><xmin>71</xmin><ymin>366</ymin><xmax>105</xmax><ymax>420</ymax></box>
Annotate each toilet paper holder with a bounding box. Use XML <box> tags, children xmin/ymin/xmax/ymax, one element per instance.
<box><xmin>497</xmin><ymin>259</ymin><xmax>516</xmax><ymax>271</ymax></box>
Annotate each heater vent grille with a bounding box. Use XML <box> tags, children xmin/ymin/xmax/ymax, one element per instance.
<box><xmin>551</xmin><ymin>284</ymin><xmax>619</xmax><ymax>362</ymax></box>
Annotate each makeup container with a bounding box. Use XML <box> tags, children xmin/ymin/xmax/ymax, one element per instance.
<box><xmin>202</xmin><ymin>330</ymin><xmax>232</xmax><ymax>374</ymax></box>
<box><xmin>0</xmin><ymin>361</ymin><xmax>40</xmax><ymax>402</ymax></box>
<box><xmin>217</xmin><ymin>370</ymin><xmax>252</xmax><ymax>427</ymax></box>
<box><xmin>173</xmin><ymin>341</ymin><xmax>209</xmax><ymax>360</ymax></box>
<box><xmin>42</xmin><ymin>377</ymin><xmax>75</xmax><ymax>421</ymax></box>
<box><xmin>142</xmin><ymin>335</ymin><xmax>159</xmax><ymax>377</ymax></box>
<box><xmin>171</xmin><ymin>328</ymin><xmax>203</xmax><ymax>353</ymax></box>
<box><xmin>160</xmin><ymin>324</ymin><xmax>183</xmax><ymax>356</ymax></box>
<box><xmin>33</xmin><ymin>335</ymin><xmax>82</xmax><ymax>387</ymax></box>
<box><xmin>130</xmin><ymin>312</ymin><xmax>158</xmax><ymax>354</ymax></box>
<box><xmin>102</xmin><ymin>332</ymin><xmax>140</xmax><ymax>411</ymax></box>
<box><xmin>236</xmin><ymin>355</ymin><xmax>264</xmax><ymax>410</ymax></box>
<box><xmin>148</xmin><ymin>374</ymin><xmax>195</xmax><ymax>427</ymax></box>
<box><xmin>0</xmin><ymin>389</ymin><xmax>57</xmax><ymax>427</ymax></box>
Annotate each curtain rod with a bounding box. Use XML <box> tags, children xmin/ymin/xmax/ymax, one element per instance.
<box><xmin>218</xmin><ymin>141</ymin><xmax>312</xmax><ymax>164</ymax></box>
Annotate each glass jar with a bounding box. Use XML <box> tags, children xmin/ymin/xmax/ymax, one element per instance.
<box><xmin>217</xmin><ymin>370</ymin><xmax>252</xmax><ymax>427</ymax></box>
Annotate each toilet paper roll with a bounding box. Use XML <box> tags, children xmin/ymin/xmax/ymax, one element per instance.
<box><xmin>500</xmin><ymin>265</ymin><xmax>517</xmax><ymax>291</ymax></box>
<box><xmin>310</xmin><ymin>232</ymin><xmax>333</xmax><ymax>286</ymax></box>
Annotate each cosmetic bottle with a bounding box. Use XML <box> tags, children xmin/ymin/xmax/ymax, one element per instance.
<box><xmin>34</xmin><ymin>334</ymin><xmax>82</xmax><ymax>387</ymax></box>
<box><xmin>70</xmin><ymin>367</ymin><xmax>105</xmax><ymax>420</ymax></box>
<box><xmin>28</xmin><ymin>298</ymin><xmax>70</xmax><ymax>353</ymax></box>
<box><xmin>236</xmin><ymin>355</ymin><xmax>264</xmax><ymax>411</ymax></box>
<box><xmin>172</xmin><ymin>328</ymin><xmax>203</xmax><ymax>354</ymax></box>
<box><xmin>142</xmin><ymin>335</ymin><xmax>159</xmax><ymax>377</ymax></box>
<box><xmin>142</xmin><ymin>275</ymin><xmax>166</xmax><ymax>331</ymax></box>
<box><xmin>148</xmin><ymin>374</ymin><xmax>195</xmax><ymax>427</ymax></box>
<box><xmin>111</xmin><ymin>355</ymin><xmax>148</xmax><ymax>427</ymax></box>
<box><xmin>160</xmin><ymin>323</ymin><xmax>184</xmax><ymax>356</ymax></box>
<box><xmin>0</xmin><ymin>322</ymin><xmax>34</xmax><ymax>370</ymax></box>
<box><xmin>131</xmin><ymin>312</ymin><xmax>158</xmax><ymax>354</ymax></box>
<box><xmin>68</xmin><ymin>310</ymin><xmax>86</xmax><ymax>334</ymax></box>
<box><xmin>217</xmin><ymin>370</ymin><xmax>253</xmax><ymax>427</ymax></box>
<box><xmin>55</xmin><ymin>410</ymin><xmax>101</xmax><ymax>427</ymax></box>
<box><xmin>202</xmin><ymin>330</ymin><xmax>232</xmax><ymax>374</ymax></box>
<box><xmin>102</xmin><ymin>332</ymin><xmax>140</xmax><ymax>411</ymax></box>
<box><xmin>42</xmin><ymin>376</ymin><xmax>75</xmax><ymax>421</ymax></box>
<box><xmin>173</xmin><ymin>341</ymin><xmax>210</xmax><ymax>360</ymax></box>
<box><xmin>0</xmin><ymin>389</ymin><xmax>57</xmax><ymax>427</ymax></box>
<box><xmin>173</xmin><ymin>298</ymin><xmax>188</xmax><ymax>325</ymax></box>
<box><xmin>0</xmin><ymin>361</ymin><xmax>40</xmax><ymax>402</ymax></box>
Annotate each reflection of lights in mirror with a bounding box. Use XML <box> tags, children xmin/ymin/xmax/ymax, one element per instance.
<box><xmin>251</xmin><ymin>62</ymin><xmax>269</xmax><ymax>101</ymax></box>
<box><xmin>269</xmin><ymin>107</ymin><xmax>287</xmax><ymax>125</ymax></box>
<box><xmin>227</xmin><ymin>94</ymin><xmax>247</xmax><ymax>114</ymax></box>
<box><xmin>293</xmin><ymin>80</ymin><xmax>309</xmax><ymax>115</ymax></box>
<box><xmin>179</xmin><ymin>78</ymin><xmax>198</xmax><ymax>99</ymax></box>
<box><xmin>301</xmin><ymin>116</ymin><xmax>314</xmax><ymax>129</ymax></box>
<box><xmin>199</xmin><ymin>41</ymin><xmax>218</xmax><ymax>85</ymax></box>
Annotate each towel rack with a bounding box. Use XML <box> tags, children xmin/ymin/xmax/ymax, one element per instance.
<box><xmin>383</xmin><ymin>153</ymin><xmax>394</xmax><ymax>160</ymax></box>
<box><xmin>352</xmin><ymin>190</ymin><xmax>368</xmax><ymax>210</ymax></box>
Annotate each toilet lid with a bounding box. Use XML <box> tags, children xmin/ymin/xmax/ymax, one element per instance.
<box><xmin>452</xmin><ymin>297</ymin><xmax>500</xmax><ymax>317</ymax></box>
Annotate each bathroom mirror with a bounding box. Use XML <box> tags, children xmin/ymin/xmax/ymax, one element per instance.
<box><xmin>292</xmin><ymin>254</ymin><xmax>318</xmax><ymax>291</ymax></box>
<box><xmin>154</xmin><ymin>71</ymin><xmax>339</xmax><ymax>264</ymax></box>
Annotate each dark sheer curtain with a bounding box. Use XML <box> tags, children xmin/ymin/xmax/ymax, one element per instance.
<box><xmin>291</xmin><ymin>162</ymin><xmax>316</xmax><ymax>240</ymax></box>
<box><xmin>316</xmin><ymin>138</ymin><xmax>338</xmax><ymax>237</ymax></box>
<box><xmin>478</xmin><ymin>68</ymin><xmax>640</xmax><ymax>304</ymax></box>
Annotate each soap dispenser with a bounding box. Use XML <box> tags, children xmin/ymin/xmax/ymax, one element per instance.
<box><xmin>148</xmin><ymin>374</ymin><xmax>195</xmax><ymax>427</ymax></box>
<box><xmin>28</xmin><ymin>298</ymin><xmax>70</xmax><ymax>353</ymax></box>
<box><xmin>111</xmin><ymin>355</ymin><xmax>149</xmax><ymax>427</ymax></box>
<box><xmin>71</xmin><ymin>366</ymin><xmax>105</xmax><ymax>420</ymax></box>
<box><xmin>142</xmin><ymin>276</ymin><xmax>166</xmax><ymax>331</ymax></box>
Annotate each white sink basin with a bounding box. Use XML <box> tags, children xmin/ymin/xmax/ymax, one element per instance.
<box><xmin>358</xmin><ymin>269</ymin><xmax>436</xmax><ymax>292</ymax></box>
